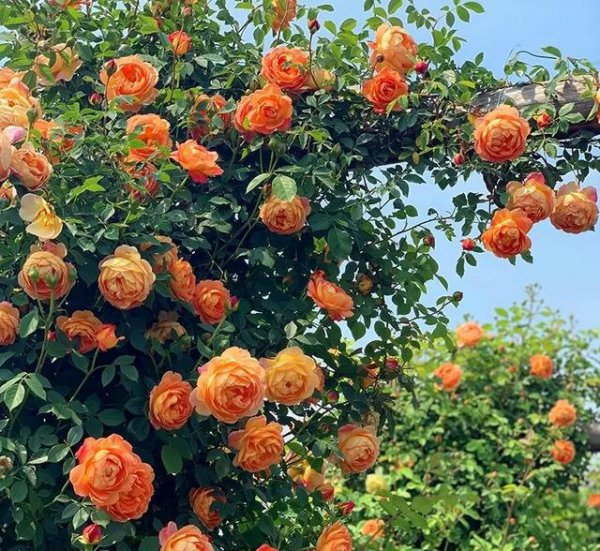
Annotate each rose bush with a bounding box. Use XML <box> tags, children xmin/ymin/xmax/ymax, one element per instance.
<box><xmin>0</xmin><ymin>0</ymin><xmax>598</xmax><ymax>549</ymax></box>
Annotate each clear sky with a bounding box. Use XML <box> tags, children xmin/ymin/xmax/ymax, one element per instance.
<box><xmin>303</xmin><ymin>0</ymin><xmax>600</xmax><ymax>329</ymax></box>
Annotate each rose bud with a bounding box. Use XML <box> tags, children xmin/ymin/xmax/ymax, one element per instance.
<box><xmin>104</xmin><ymin>59</ymin><xmax>118</xmax><ymax>76</ymax></box>
<box><xmin>89</xmin><ymin>92</ymin><xmax>103</xmax><ymax>106</ymax></box>
<box><xmin>452</xmin><ymin>152</ymin><xmax>465</xmax><ymax>166</ymax></box>
<box><xmin>423</xmin><ymin>234</ymin><xmax>435</xmax><ymax>248</ymax></box>
<box><xmin>452</xmin><ymin>291</ymin><xmax>463</xmax><ymax>303</ymax></box>
<box><xmin>535</xmin><ymin>112</ymin><xmax>552</xmax><ymax>129</ymax></box>
<box><xmin>182</xmin><ymin>6</ymin><xmax>192</xmax><ymax>16</ymax></box>
<box><xmin>338</xmin><ymin>501</ymin><xmax>355</xmax><ymax>516</ymax></box>
<box><xmin>384</xmin><ymin>357</ymin><xmax>399</xmax><ymax>372</ymax></box>
<box><xmin>326</xmin><ymin>390</ymin><xmax>339</xmax><ymax>403</ymax></box>
<box><xmin>461</xmin><ymin>238</ymin><xmax>475</xmax><ymax>251</ymax></box>
<box><xmin>308</xmin><ymin>19</ymin><xmax>320</xmax><ymax>33</ymax></box>
<box><xmin>414</xmin><ymin>60</ymin><xmax>429</xmax><ymax>75</ymax></box>
<box><xmin>356</xmin><ymin>273</ymin><xmax>373</xmax><ymax>296</ymax></box>
<box><xmin>0</xmin><ymin>455</ymin><xmax>13</xmax><ymax>476</ymax></box>
<box><xmin>81</xmin><ymin>524</ymin><xmax>102</xmax><ymax>545</ymax></box>
<box><xmin>95</xmin><ymin>323</ymin><xmax>122</xmax><ymax>352</ymax></box>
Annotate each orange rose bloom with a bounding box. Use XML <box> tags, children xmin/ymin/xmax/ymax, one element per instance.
<box><xmin>98</xmin><ymin>245</ymin><xmax>155</xmax><ymax>310</ymax></box>
<box><xmin>473</xmin><ymin>105</ymin><xmax>530</xmax><ymax>163</ymax></box>
<box><xmin>0</xmin><ymin>302</ymin><xmax>20</xmax><ymax>346</ymax></box>
<box><xmin>261</xmin><ymin>47</ymin><xmax>309</xmax><ymax>94</ymax></box>
<box><xmin>434</xmin><ymin>362</ymin><xmax>462</xmax><ymax>391</ymax></box>
<box><xmin>192</xmin><ymin>280</ymin><xmax>232</xmax><ymax>325</ymax></box>
<box><xmin>316</xmin><ymin>521</ymin><xmax>353</xmax><ymax>551</ymax></box>
<box><xmin>126</xmin><ymin>163</ymin><xmax>160</xmax><ymax>201</ymax></box>
<box><xmin>169</xmin><ymin>258</ymin><xmax>196</xmax><ymax>303</ymax></box>
<box><xmin>0</xmin><ymin>80</ymin><xmax>41</xmax><ymax>131</ymax></box>
<box><xmin>103</xmin><ymin>461</ymin><xmax>155</xmax><ymax>522</ymax></box>
<box><xmin>363</xmin><ymin>68</ymin><xmax>409</xmax><ymax>114</ymax></box>
<box><xmin>56</xmin><ymin>310</ymin><xmax>102</xmax><ymax>354</ymax></box>
<box><xmin>192</xmin><ymin>346</ymin><xmax>266</xmax><ymax>424</ymax></box>
<box><xmin>259</xmin><ymin>195</ymin><xmax>310</xmax><ymax>235</ymax></box>
<box><xmin>146</xmin><ymin>311</ymin><xmax>187</xmax><ymax>343</ymax></box>
<box><xmin>550</xmin><ymin>440</ymin><xmax>575</xmax><ymax>464</ymax></box>
<box><xmin>307</xmin><ymin>270</ymin><xmax>354</xmax><ymax>321</ymax></box>
<box><xmin>18</xmin><ymin>244</ymin><xmax>74</xmax><ymax>301</ymax></box>
<box><xmin>189</xmin><ymin>93</ymin><xmax>230</xmax><ymax>139</ymax></box>
<box><xmin>548</xmin><ymin>399</ymin><xmax>577</xmax><ymax>428</ymax></box>
<box><xmin>160</xmin><ymin>525</ymin><xmax>214</xmax><ymax>551</ymax></box>
<box><xmin>70</xmin><ymin>434</ymin><xmax>154</xmax><ymax>521</ymax></box>
<box><xmin>481</xmin><ymin>208</ymin><xmax>533</xmax><ymax>258</ymax></box>
<box><xmin>96</xmin><ymin>323</ymin><xmax>122</xmax><ymax>351</ymax></box>
<box><xmin>588</xmin><ymin>493</ymin><xmax>600</xmax><ymax>508</ymax></box>
<box><xmin>234</xmin><ymin>84</ymin><xmax>293</xmax><ymax>137</ymax></box>
<box><xmin>170</xmin><ymin>140</ymin><xmax>223</xmax><ymax>184</ymax></box>
<box><xmin>125</xmin><ymin>114</ymin><xmax>171</xmax><ymax>162</ymax></box>
<box><xmin>506</xmin><ymin>172</ymin><xmax>555</xmax><ymax>223</ymax></box>
<box><xmin>149</xmin><ymin>371</ymin><xmax>193</xmax><ymax>431</ymax></box>
<box><xmin>362</xmin><ymin>519</ymin><xmax>385</xmax><ymax>540</ymax></box>
<box><xmin>10</xmin><ymin>142</ymin><xmax>53</xmax><ymax>191</ymax></box>
<box><xmin>529</xmin><ymin>354</ymin><xmax>553</xmax><ymax>379</ymax></box>
<box><xmin>141</xmin><ymin>235</ymin><xmax>178</xmax><ymax>273</ymax></box>
<box><xmin>550</xmin><ymin>182</ymin><xmax>598</xmax><ymax>234</ymax></box>
<box><xmin>34</xmin><ymin>44</ymin><xmax>81</xmax><ymax>86</ymax></box>
<box><xmin>271</xmin><ymin>0</ymin><xmax>297</xmax><ymax>32</ymax></box>
<box><xmin>257</xmin><ymin>546</ymin><xmax>278</xmax><ymax>551</ymax></box>
<box><xmin>228</xmin><ymin>415</ymin><xmax>284</xmax><ymax>473</ymax></box>
<box><xmin>261</xmin><ymin>346</ymin><xmax>320</xmax><ymax>405</ymax></box>
<box><xmin>0</xmin><ymin>67</ymin><xmax>23</xmax><ymax>88</ymax></box>
<box><xmin>455</xmin><ymin>322</ymin><xmax>484</xmax><ymax>348</ymax></box>
<box><xmin>337</xmin><ymin>424</ymin><xmax>380</xmax><ymax>474</ymax></box>
<box><xmin>369</xmin><ymin>24</ymin><xmax>417</xmax><ymax>75</ymax></box>
<box><xmin>189</xmin><ymin>487</ymin><xmax>225</xmax><ymax>531</ymax></box>
<box><xmin>168</xmin><ymin>31</ymin><xmax>192</xmax><ymax>56</ymax></box>
<box><xmin>100</xmin><ymin>56</ymin><xmax>159</xmax><ymax>112</ymax></box>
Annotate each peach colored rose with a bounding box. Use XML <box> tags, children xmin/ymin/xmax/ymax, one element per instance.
<box><xmin>18</xmin><ymin>244</ymin><xmax>74</xmax><ymax>301</ymax></box>
<box><xmin>473</xmin><ymin>105</ymin><xmax>530</xmax><ymax>163</ymax></box>
<box><xmin>141</xmin><ymin>235</ymin><xmax>178</xmax><ymax>273</ymax></box>
<box><xmin>315</xmin><ymin>521</ymin><xmax>353</xmax><ymax>551</ymax></box>
<box><xmin>548</xmin><ymin>399</ymin><xmax>576</xmax><ymax>428</ymax></box>
<box><xmin>455</xmin><ymin>322</ymin><xmax>483</xmax><ymax>348</ymax></box>
<box><xmin>261</xmin><ymin>47</ymin><xmax>309</xmax><ymax>93</ymax></box>
<box><xmin>550</xmin><ymin>182</ymin><xmax>598</xmax><ymax>234</ymax></box>
<box><xmin>125</xmin><ymin>114</ymin><xmax>171</xmax><ymax>162</ymax></box>
<box><xmin>529</xmin><ymin>354</ymin><xmax>553</xmax><ymax>379</ymax></box>
<box><xmin>160</xmin><ymin>525</ymin><xmax>214</xmax><ymax>551</ymax></box>
<box><xmin>56</xmin><ymin>310</ymin><xmax>102</xmax><ymax>354</ymax></box>
<box><xmin>363</xmin><ymin>68</ymin><xmax>409</xmax><ymax>114</ymax></box>
<box><xmin>234</xmin><ymin>84</ymin><xmax>293</xmax><ymax>137</ymax></box>
<box><xmin>98</xmin><ymin>245</ymin><xmax>155</xmax><ymax>310</ymax></box>
<box><xmin>307</xmin><ymin>270</ymin><xmax>354</xmax><ymax>321</ymax></box>
<box><xmin>103</xmin><ymin>461</ymin><xmax>155</xmax><ymax>522</ymax></box>
<box><xmin>170</xmin><ymin>140</ymin><xmax>223</xmax><ymax>184</ymax></box>
<box><xmin>96</xmin><ymin>324</ymin><xmax>122</xmax><ymax>351</ymax></box>
<box><xmin>481</xmin><ymin>208</ymin><xmax>533</xmax><ymax>259</ymax></box>
<box><xmin>125</xmin><ymin>163</ymin><xmax>160</xmax><ymax>201</ymax></box>
<box><xmin>10</xmin><ymin>142</ymin><xmax>53</xmax><ymax>191</ymax></box>
<box><xmin>362</xmin><ymin>519</ymin><xmax>384</xmax><ymax>540</ymax></box>
<box><xmin>434</xmin><ymin>362</ymin><xmax>462</xmax><ymax>391</ymax></box>
<box><xmin>0</xmin><ymin>302</ymin><xmax>19</xmax><ymax>346</ymax></box>
<box><xmin>0</xmin><ymin>68</ymin><xmax>24</xmax><ymax>88</ymax></box>
<box><xmin>259</xmin><ymin>195</ymin><xmax>310</xmax><ymax>235</ymax></box>
<box><xmin>506</xmin><ymin>172</ymin><xmax>555</xmax><ymax>223</ymax></box>
<box><xmin>1</xmin><ymin>126</ymin><xmax>25</xmax><ymax>182</ymax></box>
<box><xmin>271</xmin><ymin>0</ymin><xmax>297</xmax><ymax>32</ymax></box>
<box><xmin>100</xmin><ymin>56</ymin><xmax>159</xmax><ymax>112</ymax></box>
<box><xmin>303</xmin><ymin>67</ymin><xmax>336</xmax><ymax>92</ymax></box>
<box><xmin>261</xmin><ymin>346</ymin><xmax>320</xmax><ymax>405</ymax></box>
<box><xmin>33</xmin><ymin>120</ymin><xmax>83</xmax><ymax>163</ymax></box>
<box><xmin>18</xmin><ymin>194</ymin><xmax>63</xmax><ymax>240</ymax></box>
<box><xmin>192</xmin><ymin>280</ymin><xmax>232</xmax><ymax>325</ymax></box>
<box><xmin>228</xmin><ymin>415</ymin><xmax>284</xmax><ymax>473</ymax></box>
<box><xmin>192</xmin><ymin>346</ymin><xmax>266</xmax><ymax>424</ymax></box>
<box><xmin>0</xmin><ymin>80</ymin><xmax>42</xmax><ymax>131</ymax></box>
<box><xmin>189</xmin><ymin>487</ymin><xmax>225</xmax><ymax>531</ymax></box>
<box><xmin>34</xmin><ymin>44</ymin><xmax>81</xmax><ymax>86</ymax></box>
<box><xmin>145</xmin><ymin>311</ymin><xmax>187</xmax><ymax>343</ymax></box>
<box><xmin>169</xmin><ymin>258</ymin><xmax>196</xmax><ymax>303</ymax></box>
<box><xmin>550</xmin><ymin>440</ymin><xmax>575</xmax><ymax>464</ymax></box>
<box><xmin>149</xmin><ymin>371</ymin><xmax>193</xmax><ymax>430</ymax></box>
<box><xmin>369</xmin><ymin>24</ymin><xmax>417</xmax><ymax>75</ymax></box>
<box><xmin>588</xmin><ymin>494</ymin><xmax>600</xmax><ymax>508</ymax></box>
<box><xmin>337</xmin><ymin>424</ymin><xmax>380</xmax><ymax>474</ymax></box>
<box><xmin>168</xmin><ymin>31</ymin><xmax>191</xmax><ymax>56</ymax></box>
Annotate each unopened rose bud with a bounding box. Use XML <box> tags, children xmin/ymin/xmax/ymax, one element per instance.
<box><xmin>228</xmin><ymin>296</ymin><xmax>239</xmax><ymax>312</ymax></box>
<box><xmin>384</xmin><ymin>357</ymin><xmax>399</xmax><ymax>372</ymax></box>
<box><xmin>452</xmin><ymin>291</ymin><xmax>463</xmax><ymax>303</ymax></box>
<box><xmin>319</xmin><ymin>483</ymin><xmax>335</xmax><ymax>501</ymax></box>
<box><xmin>326</xmin><ymin>390</ymin><xmax>339</xmax><ymax>403</ymax></box>
<box><xmin>68</xmin><ymin>266</ymin><xmax>78</xmax><ymax>282</ymax></box>
<box><xmin>423</xmin><ymin>234</ymin><xmax>435</xmax><ymax>248</ymax></box>
<box><xmin>507</xmin><ymin>365</ymin><xmax>517</xmax><ymax>374</ymax></box>
<box><xmin>47</xmin><ymin>331</ymin><xmax>57</xmax><ymax>342</ymax></box>
<box><xmin>182</xmin><ymin>6</ymin><xmax>192</xmax><ymax>16</ymax></box>
<box><xmin>338</xmin><ymin>501</ymin><xmax>355</xmax><ymax>516</ymax></box>
<box><xmin>81</xmin><ymin>523</ymin><xmax>102</xmax><ymax>545</ymax></box>
<box><xmin>96</xmin><ymin>324</ymin><xmax>121</xmax><ymax>352</ymax></box>
<box><xmin>154</xmin><ymin>17</ymin><xmax>163</xmax><ymax>29</ymax></box>
<box><xmin>104</xmin><ymin>59</ymin><xmax>118</xmax><ymax>76</ymax></box>
<box><xmin>45</xmin><ymin>273</ymin><xmax>58</xmax><ymax>287</ymax></box>
<box><xmin>28</xmin><ymin>267</ymin><xmax>40</xmax><ymax>283</ymax></box>
<box><xmin>356</xmin><ymin>274</ymin><xmax>373</xmax><ymax>296</ymax></box>
<box><xmin>535</xmin><ymin>111</ymin><xmax>552</xmax><ymax>129</ymax></box>
<box><xmin>26</xmin><ymin>108</ymin><xmax>38</xmax><ymax>125</ymax></box>
<box><xmin>452</xmin><ymin>152</ymin><xmax>465</xmax><ymax>166</ymax></box>
<box><xmin>0</xmin><ymin>455</ymin><xmax>13</xmax><ymax>476</ymax></box>
<box><xmin>461</xmin><ymin>238</ymin><xmax>476</xmax><ymax>251</ymax></box>
<box><xmin>89</xmin><ymin>92</ymin><xmax>103</xmax><ymax>106</ymax></box>
<box><xmin>414</xmin><ymin>60</ymin><xmax>429</xmax><ymax>75</ymax></box>
<box><xmin>319</xmin><ymin>423</ymin><xmax>330</xmax><ymax>433</ymax></box>
<box><xmin>308</xmin><ymin>18</ymin><xmax>320</xmax><ymax>33</ymax></box>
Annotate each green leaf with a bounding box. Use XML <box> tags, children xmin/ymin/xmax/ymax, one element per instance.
<box><xmin>246</xmin><ymin>173</ymin><xmax>270</xmax><ymax>193</ymax></box>
<box><xmin>327</xmin><ymin>227</ymin><xmax>353</xmax><ymax>260</ymax></box>
<box><xmin>464</xmin><ymin>1</ymin><xmax>484</xmax><ymax>13</ymax></box>
<box><xmin>272</xmin><ymin>175</ymin><xmax>297</xmax><ymax>201</ymax></box>
<box><xmin>4</xmin><ymin>383</ymin><xmax>25</xmax><ymax>411</ymax></box>
<box><xmin>542</xmin><ymin>45</ymin><xmax>562</xmax><ymax>58</ymax></box>
<box><xmin>161</xmin><ymin>445</ymin><xmax>183</xmax><ymax>474</ymax></box>
<box><xmin>67</xmin><ymin>176</ymin><xmax>105</xmax><ymax>202</ymax></box>
<box><xmin>10</xmin><ymin>480</ymin><xmax>28</xmax><ymax>503</ymax></box>
<box><xmin>19</xmin><ymin>310</ymin><xmax>39</xmax><ymax>338</ymax></box>
<box><xmin>25</xmin><ymin>374</ymin><xmax>46</xmax><ymax>400</ymax></box>
<box><xmin>98</xmin><ymin>408</ymin><xmax>125</xmax><ymax>426</ymax></box>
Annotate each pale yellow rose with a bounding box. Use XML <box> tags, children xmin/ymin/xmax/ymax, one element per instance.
<box><xmin>19</xmin><ymin>193</ymin><xmax>63</xmax><ymax>240</ymax></box>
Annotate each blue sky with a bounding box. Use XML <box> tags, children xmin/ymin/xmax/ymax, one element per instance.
<box><xmin>303</xmin><ymin>0</ymin><xmax>600</xmax><ymax>329</ymax></box>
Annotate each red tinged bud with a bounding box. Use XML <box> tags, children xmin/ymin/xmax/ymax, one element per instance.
<box><xmin>384</xmin><ymin>357</ymin><xmax>399</xmax><ymax>371</ymax></box>
<box><xmin>452</xmin><ymin>152</ymin><xmax>465</xmax><ymax>166</ymax></box>
<box><xmin>452</xmin><ymin>291</ymin><xmax>463</xmax><ymax>303</ymax></box>
<box><xmin>535</xmin><ymin>111</ymin><xmax>552</xmax><ymax>129</ymax></box>
<box><xmin>308</xmin><ymin>19</ymin><xmax>320</xmax><ymax>33</ymax></box>
<box><xmin>338</xmin><ymin>501</ymin><xmax>355</xmax><ymax>516</ymax></box>
<box><xmin>104</xmin><ymin>59</ymin><xmax>118</xmax><ymax>76</ymax></box>
<box><xmin>326</xmin><ymin>390</ymin><xmax>339</xmax><ymax>403</ymax></box>
<box><xmin>89</xmin><ymin>92</ymin><xmax>103</xmax><ymax>106</ymax></box>
<box><xmin>81</xmin><ymin>524</ymin><xmax>102</xmax><ymax>545</ymax></box>
<box><xmin>414</xmin><ymin>60</ymin><xmax>429</xmax><ymax>75</ymax></box>
<box><xmin>461</xmin><ymin>238</ymin><xmax>476</xmax><ymax>251</ymax></box>
<box><xmin>423</xmin><ymin>234</ymin><xmax>435</xmax><ymax>248</ymax></box>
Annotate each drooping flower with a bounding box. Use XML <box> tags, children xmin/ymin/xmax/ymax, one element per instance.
<box><xmin>170</xmin><ymin>140</ymin><xmax>223</xmax><ymax>184</ymax></box>
<box><xmin>307</xmin><ymin>271</ymin><xmax>354</xmax><ymax>321</ymax></box>
<box><xmin>18</xmin><ymin>194</ymin><xmax>63</xmax><ymax>240</ymax></box>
